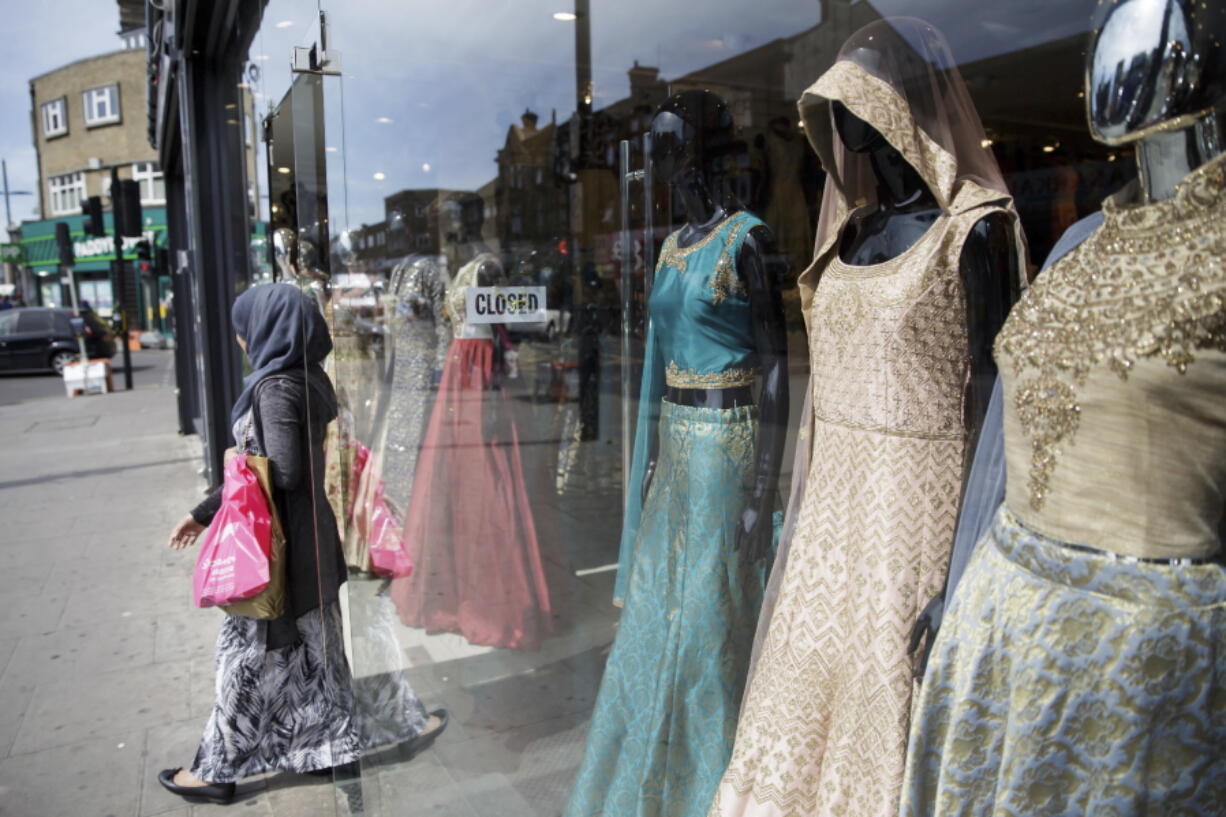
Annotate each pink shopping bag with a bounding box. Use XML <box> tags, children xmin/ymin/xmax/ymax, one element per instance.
<box><xmin>350</xmin><ymin>444</ymin><xmax>413</xmax><ymax>579</ymax></box>
<box><xmin>193</xmin><ymin>453</ymin><xmax>274</xmax><ymax>607</ymax></box>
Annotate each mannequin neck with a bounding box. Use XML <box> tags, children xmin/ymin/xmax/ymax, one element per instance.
<box><xmin>1135</xmin><ymin>108</ymin><xmax>1226</xmax><ymax>203</ymax></box>
<box><xmin>675</xmin><ymin>170</ymin><xmax>728</xmax><ymax>233</ymax></box>
<box><xmin>868</xmin><ymin>144</ymin><xmax>935</xmax><ymax>210</ymax></box>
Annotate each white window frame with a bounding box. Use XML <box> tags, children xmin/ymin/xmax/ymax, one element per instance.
<box><xmin>48</xmin><ymin>172</ymin><xmax>85</xmax><ymax>216</ymax></box>
<box><xmin>82</xmin><ymin>84</ymin><xmax>121</xmax><ymax>127</ymax></box>
<box><xmin>132</xmin><ymin>162</ymin><xmax>165</xmax><ymax>205</ymax></box>
<box><xmin>41</xmin><ymin>98</ymin><xmax>67</xmax><ymax>138</ymax></box>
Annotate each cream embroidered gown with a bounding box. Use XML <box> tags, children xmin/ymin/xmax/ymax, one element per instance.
<box><xmin>711</xmin><ymin>21</ymin><xmax>1025</xmax><ymax>817</ymax></box>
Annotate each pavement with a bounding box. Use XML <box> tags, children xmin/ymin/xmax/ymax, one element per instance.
<box><xmin>0</xmin><ymin>349</ymin><xmax>616</xmax><ymax>817</ymax></box>
<box><xmin>0</xmin><ymin>352</ymin><xmax>350</xmax><ymax>816</ymax></box>
<box><xmin>0</xmin><ymin>343</ymin><xmax>811</xmax><ymax>817</ymax></box>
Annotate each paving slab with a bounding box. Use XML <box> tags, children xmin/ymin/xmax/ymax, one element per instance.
<box><xmin>0</xmin><ymin>729</ymin><xmax>145</xmax><ymax>817</ymax></box>
<box><xmin>12</xmin><ymin>658</ymin><xmax>191</xmax><ymax>755</ymax></box>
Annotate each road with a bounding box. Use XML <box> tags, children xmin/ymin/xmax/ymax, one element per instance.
<box><xmin>0</xmin><ymin>348</ymin><xmax>176</xmax><ymax>405</ymax></box>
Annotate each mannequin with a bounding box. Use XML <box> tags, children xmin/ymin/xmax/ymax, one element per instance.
<box><xmin>644</xmin><ymin>91</ymin><xmax>789</xmax><ymax>561</ymax></box>
<box><xmin>565</xmin><ymin>90</ymin><xmax>786</xmax><ymax>817</ymax></box>
<box><xmin>711</xmin><ymin>20</ymin><xmax>1028</xmax><ymax>817</ymax></box>
<box><xmin>1088</xmin><ymin>0</ymin><xmax>1226</xmax><ymax>202</ymax></box>
<box><xmin>833</xmin><ymin>97</ymin><xmax>1019</xmax><ymax>456</ymax></box>
<box><xmin>900</xmin><ymin>2</ymin><xmax>1226</xmax><ymax>813</ymax></box>
<box><xmin>389</xmin><ymin>245</ymin><xmax>550</xmax><ymax>652</ymax></box>
<box><xmin>838</xmin><ymin>94</ymin><xmax>1022</xmax><ymax>663</ymax></box>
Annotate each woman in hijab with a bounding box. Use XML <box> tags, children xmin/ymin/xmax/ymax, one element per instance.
<box><xmin>157</xmin><ymin>283</ymin><xmax>445</xmax><ymax>805</ymax></box>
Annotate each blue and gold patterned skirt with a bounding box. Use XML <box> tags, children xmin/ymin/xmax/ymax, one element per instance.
<box><xmin>902</xmin><ymin>506</ymin><xmax>1226</xmax><ymax>816</ymax></box>
<box><xmin>565</xmin><ymin>401</ymin><xmax>771</xmax><ymax>817</ymax></box>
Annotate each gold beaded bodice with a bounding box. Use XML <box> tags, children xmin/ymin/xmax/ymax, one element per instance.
<box><xmin>807</xmin><ymin>212</ymin><xmax>979</xmax><ymax>440</ymax></box>
<box><xmin>996</xmin><ymin>153</ymin><xmax>1226</xmax><ymax>558</ymax></box>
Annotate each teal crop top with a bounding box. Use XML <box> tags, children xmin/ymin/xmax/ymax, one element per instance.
<box><xmin>615</xmin><ymin>209</ymin><xmax>766</xmax><ymax>605</ymax></box>
<box><xmin>649</xmin><ymin>210</ymin><xmax>765</xmax><ymax>388</ymax></box>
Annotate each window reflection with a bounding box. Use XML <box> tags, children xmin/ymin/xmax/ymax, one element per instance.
<box><xmin>251</xmin><ymin>1</ymin><xmax>1130</xmax><ymax>813</ymax></box>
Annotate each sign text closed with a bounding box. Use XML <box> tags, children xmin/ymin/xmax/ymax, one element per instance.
<box><xmin>465</xmin><ymin>286</ymin><xmax>547</xmax><ymax>324</ymax></box>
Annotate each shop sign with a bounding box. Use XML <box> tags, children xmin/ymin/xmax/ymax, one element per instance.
<box><xmin>465</xmin><ymin>286</ymin><xmax>547</xmax><ymax>323</ymax></box>
<box><xmin>0</xmin><ymin>243</ymin><xmax>21</xmax><ymax>262</ymax></box>
<box><xmin>72</xmin><ymin>230</ymin><xmax>158</xmax><ymax>261</ymax></box>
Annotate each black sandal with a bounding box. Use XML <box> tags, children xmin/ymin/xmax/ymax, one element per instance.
<box><xmin>157</xmin><ymin>768</ymin><xmax>236</xmax><ymax>805</ymax></box>
<box><xmin>401</xmin><ymin>709</ymin><xmax>449</xmax><ymax>760</ymax></box>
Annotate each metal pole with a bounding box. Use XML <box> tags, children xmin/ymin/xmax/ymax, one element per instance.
<box><xmin>2</xmin><ymin>159</ymin><xmax>11</xmax><ymax>229</ymax></box>
<box><xmin>62</xmin><ymin>264</ymin><xmax>93</xmax><ymax>393</ymax></box>
<box><xmin>112</xmin><ymin>167</ymin><xmax>134</xmax><ymax>390</ymax></box>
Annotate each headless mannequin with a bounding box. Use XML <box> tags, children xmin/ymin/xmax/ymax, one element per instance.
<box><xmin>832</xmin><ymin>100</ymin><xmax>1019</xmax><ymax>444</ymax></box>
<box><xmin>643</xmin><ymin>93</ymin><xmax>789</xmax><ymax>562</ymax></box>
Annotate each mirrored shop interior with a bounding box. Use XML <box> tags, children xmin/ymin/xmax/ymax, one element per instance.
<box><xmin>246</xmin><ymin>1</ymin><xmax>1129</xmax><ymax>814</ymax></box>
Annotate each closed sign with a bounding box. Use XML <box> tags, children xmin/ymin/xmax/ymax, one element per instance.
<box><xmin>465</xmin><ymin>286</ymin><xmax>547</xmax><ymax>324</ymax></box>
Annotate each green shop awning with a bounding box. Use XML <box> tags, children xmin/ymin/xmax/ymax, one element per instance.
<box><xmin>20</xmin><ymin>208</ymin><xmax>168</xmax><ymax>272</ymax></box>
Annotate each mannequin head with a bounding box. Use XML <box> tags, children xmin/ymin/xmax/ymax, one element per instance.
<box><xmin>832</xmin><ymin>101</ymin><xmax>887</xmax><ymax>153</ymax></box>
<box><xmin>650</xmin><ymin>90</ymin><xmax>735</xmax><ymax>187</ymax></box>
<box><xmin>1088</xmin><ymin>0</ymin><xmax>1226</xmax><ymax>200</ymax></box>
<box><xmin>1089</xmin><ymin>0</ymin><xmax>1226</xmax><ymax>145</ymax></box>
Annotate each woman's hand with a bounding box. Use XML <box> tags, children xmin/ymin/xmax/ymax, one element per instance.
<box><xmin>735</xmin><ymin>501</ymin><xmax>774</xmax><ymax>563</ymax></box>
<box><xmin>168</xmin><ymin>514</ymin><xmax>206</xmax><ymax>550</ymax></box>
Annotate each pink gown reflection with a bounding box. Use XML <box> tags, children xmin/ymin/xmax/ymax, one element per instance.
<box><xmin>390</xmin><ymin>255</ymin><xmax>552</xmax><ymax>650</ymax></box>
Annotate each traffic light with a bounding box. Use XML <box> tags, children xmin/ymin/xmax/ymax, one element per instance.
<box><xmin>81</xmin><ymin>196</ymin><xmax>104</xmax><ymax>237</ymax></box>
<box><xmin>135</xmin><ymin>240</ymin><xmax>154</xmax><ymax>281</ymax></box>
<box><xmin>113</xmin><ymin>179</ymin><xmax>143</xmax><ymax>238</ymax></box>
<box><xmin>55</xmin><ymin>222</ymin><xmax>74</xmax><ymax>267</ymax></box>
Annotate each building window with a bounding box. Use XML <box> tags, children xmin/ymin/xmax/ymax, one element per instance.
<box><xmin>132</xmin><ymin>162</ymin><xmax>166</xmax><ymax>205</ymax></box>
<box><xmin>416</xmin><ymin>234</ymin><xmax>430</xmax><ymax>249</ymax></box>
<box><xmin>41</xmin><ymin>98</ymin><xmax>67</xmax><ymax>138</ymax></box>
<box><xmin>48</xmin><ymin>172</ymin><xmax>85</xmax><ymax>216</ymax></box>
<box><xmin>82</xmin><ymin>85</ymin><xmax>121</xmax><ymax>127</ymax></box>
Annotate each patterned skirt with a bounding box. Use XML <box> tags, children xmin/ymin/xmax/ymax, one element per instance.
<box><xmin>192</xmin><ymin>603</ymin><xmax>362</xmax><ymax>783</ymax></box>
<box><xmin>564</xmin><ymin>401</ymin><xmax>770</xmax><ymax>817</ymax></box>
<box><xmin>712</xmin><ymin>423</ymin><xmax>962</xmax><ymax>817</ymax></box>
<box><xmin>901</xmin><ymin>506</ymin><xmax>1226</xmax><ymax>816</ymax></box>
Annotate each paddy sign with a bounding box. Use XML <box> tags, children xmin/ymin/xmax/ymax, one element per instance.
<box><xmin>465</xmin><ymin>286</ymin><xmax>547</xmax><ymax>324</ymax></box>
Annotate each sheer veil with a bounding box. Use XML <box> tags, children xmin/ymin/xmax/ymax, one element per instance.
<box><xmin>746</xmin><ymin>17</ymin><xmax>1028</xmax><ymax>678</ymax></box>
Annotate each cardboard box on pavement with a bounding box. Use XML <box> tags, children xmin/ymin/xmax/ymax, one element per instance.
<box><xmin>62</xmin><ymin>359</ymin><xmax>113</xmax><ymax>397</ymax></box>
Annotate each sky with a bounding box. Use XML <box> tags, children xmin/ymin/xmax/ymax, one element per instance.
<box><xmin>249</xmin><ymin>0</ymin><xmax>1096</xmax><ymax>232</ymax></box>
<box><xmin>1</xmin><ymin>1</ymin><xmax>121</xmax><ymax>223</ymax></box>
<box><xmin>0</xmin><ymin>0</ymin><xmax>1096</xmax><ymax>230</ymax></box>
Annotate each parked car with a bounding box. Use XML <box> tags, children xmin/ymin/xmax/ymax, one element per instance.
<box><xmin>506</xmin><ymin>308</ymin><xmax>564</xmax><ymax>342</ymax></box>
<box><xmin>0</xmin><ymin>307</ymin><xmax>116</xmax><ymax>374</ymax></box>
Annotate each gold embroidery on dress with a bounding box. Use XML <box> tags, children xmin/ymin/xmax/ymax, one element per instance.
<box><xmin>665</xmin><ymin>361</ymin><xmax>758</xmax><ymax>389</ymax></box>
<box><xmin>709</xmin><ymin>251</ymin><xmax>749</xmax><ymax>305</ymax></box>
<box><xmin>658</xmin><ymin>212</ymin><xmax>742</xmax><ymax>274</ymax></box>
<box><xmin>996</xmin><ymin>157</ymin><xmax>1226</xmax><ymax>510</ymax></box>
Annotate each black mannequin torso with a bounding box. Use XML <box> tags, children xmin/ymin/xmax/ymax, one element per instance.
<box><xmin>646</xmin><ymin>91</ymin><xmax>790</xmax><ymax>561</ymax></box>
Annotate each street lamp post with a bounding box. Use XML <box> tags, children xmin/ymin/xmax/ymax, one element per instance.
<box><xmin>1</xmin><ymin>159</ymin><xmax>33</xmax><ymax>288</ymax></box>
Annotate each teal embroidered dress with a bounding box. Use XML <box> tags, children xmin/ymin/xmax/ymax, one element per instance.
<box><xmin>564</xmin><ymin>211</ymin><xmax>772</xmax><ymax>817</ymax></box>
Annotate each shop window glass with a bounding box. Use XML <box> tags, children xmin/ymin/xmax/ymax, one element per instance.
<box><xmin>243</xmin><ymin>2</ymin><xmax>1140</xmax><ymax>814</ymax></box>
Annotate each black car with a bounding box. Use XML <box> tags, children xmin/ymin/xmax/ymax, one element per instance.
<box><xmin>0</xmin><ymin>307</ymin><xmax>117</xmax><ymax>374</ymax></box>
